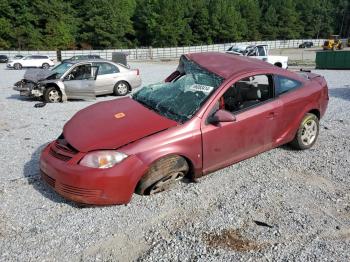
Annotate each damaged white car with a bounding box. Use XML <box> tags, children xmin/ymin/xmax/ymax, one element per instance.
<box><xmin>226</xmin><ymin>44</ymin><xmax>288</xmax><ymax>69</ymax></box>
<box><xmin>13</xmin><ymin>60</ymin><xmax>141</xmax><ymax>102</ymax></box>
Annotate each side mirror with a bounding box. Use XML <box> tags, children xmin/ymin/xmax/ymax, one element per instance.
<box><xmin>208</xmin><ymin>109</ymin><xmax>236</xmax><ymax>125</ymax></box>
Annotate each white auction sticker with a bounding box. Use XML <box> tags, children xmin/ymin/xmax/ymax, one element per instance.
<box><xmin>189</xmin><ymin>84</ymin><xmax>214</xmax><ymax>94</ymax></box>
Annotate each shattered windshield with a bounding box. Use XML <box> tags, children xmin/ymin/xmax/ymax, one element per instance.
<box><xmin>132</xmin><ymin>58</ymin><xmax>223</xmax><ymax>123</ymax></box>
<box><xmin>51</xmin><ymin>62</ymin><xmax>74</xmax><ymax>77</ymax></box>
<box><xmin>227</xmin><ymin>46</ymin><xmax>247</xmax><ymax>54</ymax></box>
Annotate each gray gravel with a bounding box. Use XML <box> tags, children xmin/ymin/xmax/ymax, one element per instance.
<box><xmin>0</xmin><ymin>61</ymin><xmax>349</xmax><ymax>261</ymax></box>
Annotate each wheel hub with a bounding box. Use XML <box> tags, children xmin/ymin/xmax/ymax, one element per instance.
<box><xmin>301</xmin><ymin>119</ymin><xmax>317</xmax><ymax>146</ymax></box>
<box><xmin>48</xmin><ymin>90</ymin><xmax>60</xmax><ymax>103</ymax></box>
<box><xmin>117</xmin><ymin>83</ymin><xmax>128</xmax><ymax>94</ymax></box>
<box><xmin>149</xmin><ymin>172</ymin><xmax>184</xmax><ymax>195</ymax></box>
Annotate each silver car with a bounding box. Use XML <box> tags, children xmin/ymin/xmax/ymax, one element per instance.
<box><xmin>13</xmin><ymin>60</ymin><xmax>142</xmax><ymax>102</ymax></box>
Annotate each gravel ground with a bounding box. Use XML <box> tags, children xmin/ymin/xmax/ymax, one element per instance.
<box><xmin>0</xmin><ymin>61</ymin><xmax>349</xmax><ymax>261</ymax></box>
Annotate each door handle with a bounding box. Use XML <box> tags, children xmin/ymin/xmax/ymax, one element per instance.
<box><xmin>266</xmin><ymin>112</ymin><xmax>277</xmax><ymax>119</ymax></box>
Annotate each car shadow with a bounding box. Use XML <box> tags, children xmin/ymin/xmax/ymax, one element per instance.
<box><xmin>278</xmin><ymin>144</ymin><xmax>298</xmax><ymax>151</ymax></box>
<box><xmin>329</xmin><ymin>87</ymin><xmax>350</xmax><ymax>101</ymax></box>
<box><xmin>6</xmin><ymin>94</ymin><xmax>42</xmax><ymax>101</ymax></box>
<box><xmin>7</xmin><ymin>95</ymin><xmax>90</xmax><ymax>103</ymax></box>
<box><xmin>23</xmin><ymin>143</ymin><xmax>82</xmax><ymax>208</ymax></box>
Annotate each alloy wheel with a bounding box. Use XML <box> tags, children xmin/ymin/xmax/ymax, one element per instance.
<box><xmin>117</xmin><ymin>83</ymin><xmax>128</xmax><ymax>95</ymax></box>
<box><xmin>300</xmin><ymin>119</ymin><xmax>317</xmax><ymax>146</ymax></box>
<box><xmin>149</xmin><ymin>172</ymin><xmax>185</xmax><ymax>195</ymax></box>
<box><xmin>48</xmin><ymin>90</ymin><xmax>61</xmax><ymax>103</ymax></box>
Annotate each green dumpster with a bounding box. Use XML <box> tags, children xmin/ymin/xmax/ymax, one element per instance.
<box><xmin>316</xmin><ymin>50</ymin><xmax>350</xmax><ymax>69</ymax></box>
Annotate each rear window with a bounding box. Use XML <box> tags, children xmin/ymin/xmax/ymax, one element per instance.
<box><xmin>276</xmin><ymin>76</ymin><xmax>302</xmax><ymax>95</ymax></box>
<box><xmin>94</xmin><ymin>62</ymin><xmax>119</xmax><ymax>75</ymax></box>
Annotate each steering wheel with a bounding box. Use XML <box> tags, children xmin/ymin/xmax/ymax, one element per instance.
<box><xmin>67</xmin><ymin>73</ymin><xmax>75</xmax><ymax>80</ymax></box>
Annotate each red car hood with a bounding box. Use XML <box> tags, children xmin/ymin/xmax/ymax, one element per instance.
<box><xmin>63</xmin><ymin>97</ymin><xmax>177</xmax><ymax>152</ymax></box>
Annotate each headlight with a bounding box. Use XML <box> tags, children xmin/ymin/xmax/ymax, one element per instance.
<box><xmin>79</xmin><ymin>151</ymin><xmax>128</xmax><ymax>169</ymax></box>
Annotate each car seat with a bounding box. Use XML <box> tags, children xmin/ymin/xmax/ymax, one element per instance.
<box><xmin>239</xmin><ymin>86</ymin><xmax>261</xmax><ymax>109</ymax></box>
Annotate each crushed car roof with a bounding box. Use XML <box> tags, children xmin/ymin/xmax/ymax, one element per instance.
<box><xmin>185</xmin><ymin>52</ymin><xmax>276</xmax><ymax>79</ymax></box>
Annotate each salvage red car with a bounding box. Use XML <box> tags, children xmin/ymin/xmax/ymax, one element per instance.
<box><xmin>40</xmin><ymin>52</ymin><xmax>329</xmax><ymax>205</ymax></box>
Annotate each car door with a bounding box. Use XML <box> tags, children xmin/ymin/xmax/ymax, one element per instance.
<box><xmin>63</xmin><ymin>63</ymin><xmax>98</xmax><ymax>100</ymax></box>
<box><xmin>201</xmin><ymin>74</ymin><xmax>283</xmax><ymax>174</ymax></box>
<box><xmin>32</xmin><ymin>56</ymin><xmax>41</xmax><ymax>67</ymax></box>
<box><xmin>273</xmin><ymin>75</ymin><xmax>305</xmax><ymax>143</ymax></box>
<box><xmin>93</xmin><ymin>62</ymin><xmax>120</xmax><ymax>95</ymax></box>
<box><xmin>37</xmin><ymin>57</ymin><xmax>45</xmax><ymax>67</ymax></box>
<box><xmin>21</xmin><ymin>56</ymin><xmax>32</xmax><ymax>67</ymax></box>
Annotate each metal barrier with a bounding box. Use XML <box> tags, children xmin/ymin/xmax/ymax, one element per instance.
<box><xmin>1</xmin><ymin>39</ymin><xmax>326</xmax><ymax>61</ymax></box>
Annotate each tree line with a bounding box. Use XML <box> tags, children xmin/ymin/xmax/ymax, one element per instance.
<box><xmin>0</xmin><ymin>0</ymin><xmax>349</xmax><ymax>50</ymax></box>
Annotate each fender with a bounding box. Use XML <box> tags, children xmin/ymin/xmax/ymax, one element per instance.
<box><xmin>56</xmin><ymin>81</ymin><xmax>68</xmax><ymax>102</ymax></box>
<box><xmin>120</xmin><ymin>121</ymin><xmax>203</xmax><ymax>178</ymax></box>
<box><xmin>284</xmin><ymin>102</ymin><xmax>321</xmax><ymax>144</ymax></box>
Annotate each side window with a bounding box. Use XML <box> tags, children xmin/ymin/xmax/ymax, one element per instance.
<box><xmin>256</xmin><ymin>46</ymin><xmax>267</xmax><ymax>56</ymax></box>
<box><xmin>65</xmin><ymin>64</ymin><xmax>92</xmax><ymax>80</ymax></box>
<box><xmin>276</xmin><ymin>76</ymin><xmax>301</xmax><ymax>95</ymax></box>
<box><xmin>94</xmin><ymin>63</ymin><xmax>119</xmax><ymax>75</ymax></box>
<box><xmin>218</xmin><ymin>74</ymin><xmax>274</xmax><ymax>113</ymax></box>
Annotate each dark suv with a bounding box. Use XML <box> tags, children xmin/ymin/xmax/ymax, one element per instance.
<box><xmin>62</xmin><ymin>55</ymin><xmax>102</xmax><ymax>62</ymax></box>
<box><xmin>299</xmin><ymin>41</ymin><xmax>314</xmax><ymax>48</ymax></box>
<box><xmin>0</xmin><ymin>55</ymin><xmax>9</xmax><ymax>63</ymax></box>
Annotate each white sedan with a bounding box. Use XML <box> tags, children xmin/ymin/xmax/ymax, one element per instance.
<box><xmin>7</xmin><ymin>55</ymin><xmax>55</xmax><ymax>70</ymax></box>
<box><xmin>13</xmin><ymin>60</ymin><xmax>142</xmax><ymax>102</ymax></box>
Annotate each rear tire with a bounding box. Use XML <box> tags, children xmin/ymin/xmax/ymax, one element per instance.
<box><xmin>290</xmin><ymin>113</ymin><xmax>319</xmax><ymax>150</ymax></box>
<box><xmin>42</xmin><ymin>63</ymin><xmax>50</xmax><ymax>69</ymax></box>
<box><xmin>44</xmin><ymin>87</ymin><xmax>62</xmax><ymax>103</ymax></box>
<box><xmin>14</xmin><ymin>63</ymin><xmax>22</xmax><ymax>70</ymax></box>
<box><xmin>113</xmin><ymin>81</ymin><xmax>129</xmax><ymax>96</ymax></box>
<box><xmin>136</xmin><ymin>155</ymin><xmax>189</xmax><ymax>195</ymax></box>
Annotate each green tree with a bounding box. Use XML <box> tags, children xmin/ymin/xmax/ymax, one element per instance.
<box><xmin>0</xmin><ymin>0</ymin><xmax>12</xmax><ymax>49</ymax></box>
<box><xmin>276</xmin><ymin>0</ymin><xmax>302</xmax><ymax>39</ymax></box>
<box><xmin>209</xmin><ymin>0</ymin><xmax>246</xmax><ymax>43</ymax></box>
<box><xmin>79</xmin><ymin>0</ymin><xmax>136</xmax><ymax>49</ymax></box>
<box><xmin>186</xmin><ymin>0</ymin><xmax>212</xmax><ymax>44</ymax></box>
<box><xmin>238</xmin><ymin>0</ymin><xmax>261</xmax><ymax>40</ymax></box>
<box><xmin>261</xmin><ymin>5</ymin><xmax>279</xmax><ymax>40</ymax></box>
<box><xmin>134</xmin><ymin>0</ymin><xmax>190</xmax><ymax>47</ymax></box>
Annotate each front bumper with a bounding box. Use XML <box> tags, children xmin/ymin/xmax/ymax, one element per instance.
<box><xmin>13</xmin><ymin>82</ymin><xmax>43</xmax><ymax>97</ymax></box>
<box><xmin>40</xmin><ymin>142</ymin><xmax>148</xmax><ymax>205</ymax></box>
<box><xmin>13</xmin><ymin>85</ymin><xmax>31</xmax><ymax>96</ymax></box>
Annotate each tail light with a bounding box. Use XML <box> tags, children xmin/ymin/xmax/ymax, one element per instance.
<box><xmin>135</xmin><ymin>69</ymin><xmax>140</xmax><ymax>75</ymax></box>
